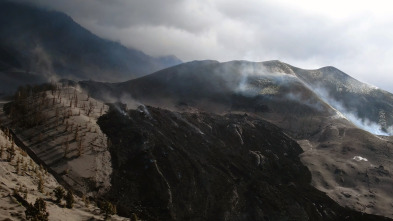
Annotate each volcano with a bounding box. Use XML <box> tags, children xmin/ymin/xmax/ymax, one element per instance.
<box><xmin>81</xmin><ymin>60</ymin><xmax>393</xmax><ymax>219</ymax></box>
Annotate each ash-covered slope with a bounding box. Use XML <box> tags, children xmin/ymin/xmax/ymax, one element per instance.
<box><xmin>81</xmin><ymin>60</ymin><xmax>393</xmax><ymax>218</ymax></box>
<box><xmin>2</xmin><ymin>83</ymin><xmax>112</xmax><ymax>196</ymax></box>
<box><xmin>81</xmin><ymin>60</ymin><xmax>334</xmax><ymax>119</ymax></box>
<box><xmin>291</xmin><ymin>65</ymin><xmax>393</xmax><ymax>135</ymax></box>
<box><xmin>82</xmin><ymin>59</ymin><xmax>393</xmax><ymax>135</ymax></box>
<box><xmin>0</xmin><ymin>1</ymin><xmax>181</xmax><ymax>96</ymax></box>
<box><xmin>298</xmin><ymin>122</ymin><xmax>393</xmax><ymax>218</ymax></box>
<box><xmin>97</xmin><ymin>104</ymin><xmax>389</xmax><ymax>221</ymax></box>
<box><xmin>0</xmin><ymin>127</ymin><xmax>127</xmax><ymax>220</ymax></box>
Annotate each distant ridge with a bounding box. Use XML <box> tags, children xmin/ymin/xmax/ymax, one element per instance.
<box><xmin>0</xmin><ymin>1</ymin><xmax>182</xmax><ymax>95</ymax></box>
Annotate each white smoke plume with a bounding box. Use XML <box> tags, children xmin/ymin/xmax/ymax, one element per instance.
<box><xmin>30</xmin><ymin>45</ymin><xmax>61</xmax><ymax>82</ymax></box>
<box><xmin>313</xmin><ymin>87</ymin><xmax>393</xmax><ymax>136</ymax></box>
<box><xmin>235</xmin><ymin>62</ymin><xmax>298</xmax><ymax>97</ymax></box>
<box><xmin>234</xmin><ymin>62</ymin><xmax>393</xmax><ymax>136</ymax></box>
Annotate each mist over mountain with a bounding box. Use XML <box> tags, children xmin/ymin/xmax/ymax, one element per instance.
<box><xmin>3</xmin><ymin>82</ymin><xmax>391</xmax><ymax>220</ymax></box>
<box><xmin>291</xmin><ymin>65</ymin><xmax>393</xmax><ymax>134</ymax></box>
<box><xmin>2</xmin><ymin>1</ymin><xmax>393</xmax><ymax>220</ymax></box>
<box><xmin>0</xmin><ymin>1</ymin><xmax>181</xmax><ymax>96</ymax></box>
<box><xmin>81</xmin><ymin>60</ymin><xmax>393</xmax><ymax>136</ymax></box>
<box><xmin>80</xmin><ymin>60</ymin><xmax>393</xmax><ymax>219</ymax></box>
<box><xmin>3</xmin><ymin>55</ymin><xmax>393</xmax><ymax>220</ymax></box>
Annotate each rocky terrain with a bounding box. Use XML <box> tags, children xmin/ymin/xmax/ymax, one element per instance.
<box><xmin>291</xmin><ymin>65</ymin><xmax>393</xmax><ymax>135</ymax></box>
<box><xmin>96</xmin><ymin>104</ymin><xmax>390</xmax><ymax>220</ymax></box>
<box><xmin>0</xmin><ymin>118</ymin><xmax>127</xmax><ymax>220</ymax></box>
<box><xmin>83</xmin><ymin>60</ymin><xmax>393</xmax><ymax>134</ymax></box>
<box><xmin>298</xmin><ymin>119</ymin><xmax>393</xmax><ymax>218</ymax></box>
<box><xmin>1</xmin><ymin>82</ymin><xmax>112</xmax><ymax>197</ymax></box>
<box><xmin>1</xmin><ymin>55</ymin><xmax>393</xmax><ymax>220</ymax></box>
<box><xmin>2</xmin><ymin>83</ymin><xmax>391</xmax><ymax>220</ymax></box>
<box><xmin>81</xmin><ymin>60</ymin><xmax>393</xmax><ymax>219</ymax></box>
<box><xmin>1</xmin><ymin>62</ymin><xmax>393</xmax><ymax>220</ymax></box>
<box><xmin>2</xmin><ymin>1</ymin><xmax>392</xmax><ymax>220</ymax></box>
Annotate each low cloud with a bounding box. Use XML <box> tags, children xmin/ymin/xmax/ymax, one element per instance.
<box><xmin>13</xmin><ymin>0</ymin><xmax>393</xmax><ymax>93</ymax></box>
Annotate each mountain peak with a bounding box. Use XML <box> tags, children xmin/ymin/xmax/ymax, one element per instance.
<box><xmin>318</xmin><ymin>65</ymin><xmax>343</xmax><ymax>72</ymax></box>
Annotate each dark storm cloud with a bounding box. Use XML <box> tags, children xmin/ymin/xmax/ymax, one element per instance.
<box><xmin>12</xmin><ymin>0</ymin><xmax>393</xmax><ymax>93</ymax></box>
<box><xmin>15</xmin><ymin>0</ymin><xmax>214</xmax><ymax>32</ymax></box>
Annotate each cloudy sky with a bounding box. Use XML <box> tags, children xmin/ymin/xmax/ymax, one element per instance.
<box><xmin>16</xmin><ymin>0</ymin><xmax>393</xmax><ymax>92</ymax></box>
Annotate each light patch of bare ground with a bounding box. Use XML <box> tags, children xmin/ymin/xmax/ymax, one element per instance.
<box><xmin>298</xmin><ymin>119</ymin><xmax>393</xmax><ymax>219</ymax></box>
<box><xmin>2</xmin><ymin>85</ymin><xmax>112</xmax><ymax>196</ymax></box>
<box><xmin>261</xmin><ymin>113</ymin><xmax>393</xmax><ymax>218</ymax></box>
<box><xmin>0</xmin><ymin>129</ymin><xmax>127</xmax><ymax>220</ymax></box>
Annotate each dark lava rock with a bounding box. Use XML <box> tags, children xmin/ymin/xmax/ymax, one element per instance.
<box><xmin>98</xmin><ymin>104</ymin><xmax>390</xmax><ymax>221</ymax></box>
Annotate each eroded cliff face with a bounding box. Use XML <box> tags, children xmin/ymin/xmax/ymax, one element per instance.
<box><xmin>3</xmin><ymin>84</ymin><xmax>112</xmax><ymax>197</ymax></box>
<box><xmin>98</xmin><ymin>104</ymin><xmax>390</xmax><ymax>221</ymax></box>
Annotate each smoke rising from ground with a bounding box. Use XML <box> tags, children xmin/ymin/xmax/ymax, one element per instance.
<box><xmin>13</xmin><ymin>0</ymin><xmax>393</xmax><ymax>94</ymax></box>
<box><xmin>235</xmin><ymin>62</ymin><xmax>297</xmax><ymax>96</ymax></box>
<box><xmin>235</xmin><ymin>62</ymin><xmax>325</xmax><ymax>113</ymax></box>
<box><xmin>313</xmin><ymin>87</ymin><xmax>393</xmax><ymax>136</ymax></box>
<box><xmin>30</xmin><ymin>45</ymin><xmax>60</xmax><ymax>82</ymax></box>
<box><xmin>234</xmin><ymin>62</ymin><xmax>392</xmax><ymax>136</ymax></box>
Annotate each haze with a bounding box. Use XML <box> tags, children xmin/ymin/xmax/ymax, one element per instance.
<box><xmin>15</xmin><ymin>0</ymin><xmax>393</xmax><ymax>92</ymax></box>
